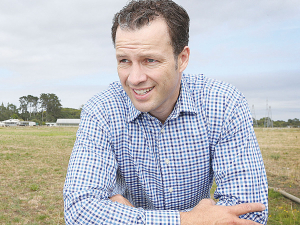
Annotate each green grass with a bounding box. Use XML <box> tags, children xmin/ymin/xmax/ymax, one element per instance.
<box><xmin>268</xmin><ymin>188</ymin><xmax>300</xmax><ymax>224</ymax></box>
<box><xmin>255</xmin><ymin>128</ymin><xmax>300</xmax><ymax>224</ymax></box>
<box><xmin>29</xmin><ymin>184</ymin><xmax>40</xmax><ymax>192</ymax></box>
<box><xmin>270</xmin><ymin>154</ymin><xmax>281</xmax><ymax>160</ymax></box>
<box><xmin>0</xmin><ymin>127</ymin><xmax>300</xmax><ymax>224</ymax></box>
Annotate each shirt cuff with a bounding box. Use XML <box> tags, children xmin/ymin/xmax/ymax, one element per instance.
<box><xmin>145</xmin><ymin>210</ymin><xmax>180</xmax><ymax>225</ymax></box>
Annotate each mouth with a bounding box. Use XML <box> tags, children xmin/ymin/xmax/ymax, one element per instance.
<box><xmin>133</xmin><ymin>87</ymin><xmax>154</xmax><ymax>96</ymax></box>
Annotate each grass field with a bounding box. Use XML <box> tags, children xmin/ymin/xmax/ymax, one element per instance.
<box><xmin>255</xmin><ymin>128</ymin><xmax>300</xmax><ymax>224</ymax></box>
<box><xmin>0</xmin><ymin>127</ymin><xmax>299</xmax><ymax>224</ymax></box>
<box><xmin>0</xmin><ymin>127</ymin><xmax>75</xmax><ymax>224</ymax></box>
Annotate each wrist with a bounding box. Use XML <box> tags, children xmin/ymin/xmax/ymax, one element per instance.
<box><xmin>180</xmin><ymin>211</ymin><xmax>191</xmax><ymax>225</ymax></box>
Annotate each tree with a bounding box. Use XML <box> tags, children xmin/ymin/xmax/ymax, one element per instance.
<box><xmin>0</xmin><ymin>103</ymin><xmax>6</xmax><ymax>121</ymax></box>
<box><xmin>273</xmin><ymin>120</ymin><xmax>287</xmax><ymax>127</ymax></box>
<box><xmin>60</xmin><ymin>108</ymin><xmax>81</xmax><ymax>119</ymax></box>
<box><xmin>287</xmin><ymin>118</ymin><xmax>300</xmax><ymax>127</ymax></box>
<box><xmin>0</xmin><ymin>103</ymin><xmax>19</xmax><ymax>121</ymax></box>
<box><xmin>19</xmin><ymin>95</ymin><xmax>39</xmax><ymax>120</ymax></box>
<box><xmin>39</xmin><ymin>93</ymin><xmax>62</xmax><ymax>122</ymax></box>
<box><xmin>27</xmin><ymin>95</ymin><xmax>39</xmax><ymax>117</ymax></box>
<box><xmin>7</xmin><ymin>103</ymin><xmax>18</xmax><ymax>115</ymax></box>
<box><xmin>19</xmin><ymin>96</ymin><xmax>29</xmax><ymax>115</ymax></box>
<box><xmin>39</xmin><ymin>93</ymin><xmax>48</xmax><ymax>122</ymax></box>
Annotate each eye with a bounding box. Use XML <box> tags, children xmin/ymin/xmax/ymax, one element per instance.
<box><xmin>120</xmin><ymin>59</ymin><xmax>130</xmax><ymax>63</ymax></box>
<box><xmin>146</xmin><ymin>59</ymin><xmax>157</xmax><ymax>63</ymax></box>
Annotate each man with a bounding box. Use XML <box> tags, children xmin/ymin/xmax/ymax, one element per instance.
<box><xmin>64</xmin><ymin>0</ymin><xmax>268</xmax><ymax>224</ymax></box>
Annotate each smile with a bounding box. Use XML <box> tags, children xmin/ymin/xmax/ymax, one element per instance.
<box><xmin>133</xmin><ymin>87</ymin><xmax>154</xmax><ymax>95</ymax></box>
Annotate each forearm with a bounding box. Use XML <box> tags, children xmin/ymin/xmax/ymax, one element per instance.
<box><xmin>64</xmin><ymin>189</ymin><xmax>181</xmax><ymax>224</ymax></box>
<box><xmin>64</xmin><ymin>189</ymin><xmax>145</xmax><ymax>224</ymax></box>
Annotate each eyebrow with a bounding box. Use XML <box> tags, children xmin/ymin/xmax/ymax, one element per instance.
<box><xmin>116</xmin><ymin>50</ymin><xmax>163</xmax><ymax>61</ymax></box>
<box><xmin>116</xmin><ymin>54</ymin><xmax>127</xmax><ymax>58</ymax></box>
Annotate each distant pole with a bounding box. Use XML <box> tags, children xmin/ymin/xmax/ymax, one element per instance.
<box><xmin>269</xmin><ymin>106</ymin><xmax>273</xmax><ymax>128</ymax></box>
<box><xmin>264</xmin><ymin>99</ymin><xmax>273</xmax><ymax>128</ymax></box>
<box><xmin>264</xmin><ymin>99</ymin><xmax>268</xmax><ymax>128</ymax></box>
<box><xmin>251</xmin><ymin>105</ymin><xmax>258</xmax><ymax>127</ymax></box>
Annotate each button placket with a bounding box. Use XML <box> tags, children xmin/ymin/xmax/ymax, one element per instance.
<box><xmin>158</xmin><ymin>124</ymin><xmax>174</xmax><ymax>203</ymax></box>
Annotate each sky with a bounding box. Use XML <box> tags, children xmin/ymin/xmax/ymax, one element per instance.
<box><xmin>0</xmin><ymin>0</ymin><xmax>299</xmax><ymax>121</ymax></box>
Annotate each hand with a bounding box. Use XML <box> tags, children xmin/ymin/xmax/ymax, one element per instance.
<box><xmin>180</xmin><ymin>198</ymin><xmax>265</xmax><ymax>225</ymax></box>
<box><xmin>109</xmin><ymin>194</ymin><xmax>134</xmax><ymax>207</ymax></box>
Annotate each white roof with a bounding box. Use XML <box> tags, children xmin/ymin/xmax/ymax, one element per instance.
<box><xmin>3</xmin><ymin>119</ymin><xmax>20</xmax><ymax>123</ymax></box>
<box><xmin>56</xmin><ymin>119</ymin><xmax>80</xmax><ymax>124</ymax></box>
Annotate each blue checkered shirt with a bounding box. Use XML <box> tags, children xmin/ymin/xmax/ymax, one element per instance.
<box><xmin>64</xmin><ymin>74</ymin><xmax>268</xmax><ymax>224</ymax></box>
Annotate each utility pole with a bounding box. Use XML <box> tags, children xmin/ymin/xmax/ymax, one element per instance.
<box><xmin>264</xmin><ymin>99</ymin><xmax>273</xmax><ymax>128</ymax></box>
<box><xmin>268</xmin><ymin>106</ymin><xmax>273</xmax><ymax>128</ymax></box>
<box><xmin>251</xmin><ymin>105</ymin><xmax>258</xmax><ymax>127</ymax></box>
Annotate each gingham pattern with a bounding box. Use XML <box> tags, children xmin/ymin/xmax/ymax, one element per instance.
<box><xmin>64</xmin><ymin>74</ymin><xmax>268</xmax><ymax>224</ymax></box>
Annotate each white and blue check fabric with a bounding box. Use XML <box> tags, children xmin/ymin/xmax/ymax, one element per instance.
<box><xmin>64</xmin><ymin>74</ymin><xmax>268</xmax><ymax>224</ymax></box>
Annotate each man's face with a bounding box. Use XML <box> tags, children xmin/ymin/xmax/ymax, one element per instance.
<box><xmin>115</xmin><ymin>19</ymin><xmax>189</xmax><ymax>123</ymax></box>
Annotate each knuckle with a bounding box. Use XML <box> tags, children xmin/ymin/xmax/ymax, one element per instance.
<box><xmin>243</xmin><ymin>204</ymin><xmax>252</xmax><ymax>212</ymax></box>
<box><xmin>223</xmin><ymin>218</ymin><xmax>238</xmax><ymax>225</ymax></box>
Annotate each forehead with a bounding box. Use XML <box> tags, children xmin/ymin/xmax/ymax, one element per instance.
<box><xmin>115</xmin><ymin>19</ymin><xmax>172</xmax><ymax>53</ymax></box>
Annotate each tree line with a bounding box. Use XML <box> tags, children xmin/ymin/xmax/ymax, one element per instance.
<box><xmin>0</xmin><ymin>93</ymin><xmax>81</xmax><ymax>125</ymax></box>
<box><xmin>253</xmin><ymin>117</ymin><xmax>300</xmax><ymax>128</ymax></box>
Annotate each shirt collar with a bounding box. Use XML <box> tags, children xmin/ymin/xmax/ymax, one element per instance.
<box><xmin>170</xmin><ymin>76</ymin><xmax>197</xmax><ymax>120</ymax></box>
<box><xmin>126</xmin><ymin>97</ymin><xmax>142</xmax><ymax>123</ymax></box>
<box><xmin>126</xmin><ymin>75</ymin><xmax>197</xmax><ymax>123</ymax></box>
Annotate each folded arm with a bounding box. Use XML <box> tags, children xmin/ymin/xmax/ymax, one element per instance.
<box><xmin>63</xmin><ymin>110</ymin><xmax>180</xmax><ymax>224</ymax></box>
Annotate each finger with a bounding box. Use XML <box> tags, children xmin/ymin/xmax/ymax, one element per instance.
<box><xmin>109</xmin><ymin>194</ymin><xmax>122</xmax><ymax>202</ymax></box>
<box><xmin>109</xmin><ymin>194</ymin><xmax>134</xmax><ymax>207</ymax></box>
<box><xmin>229</xmin><ymin>203</ymin><xmax>266</xmax><ymax>216</ymax></box>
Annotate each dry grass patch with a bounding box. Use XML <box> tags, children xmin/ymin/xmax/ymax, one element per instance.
<box><xmin>255</xmin><ymin>128</ymin><xmax>300</xmax><ymax>197</ymax></box>
<box><xmin>0</xmin><ymin>126</ymin><xmax>76</xmax><ymax>224</ymax></box>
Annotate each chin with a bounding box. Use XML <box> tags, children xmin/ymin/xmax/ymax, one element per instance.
<box><xmin>132</xmin><ymin>103</ymin><xmax>152</xmax><ymax>113</ymax></box>
<box><xmin>134</xmin><ymin>106</ymin><xmax>150</xmax><ymax>113</ymax></box>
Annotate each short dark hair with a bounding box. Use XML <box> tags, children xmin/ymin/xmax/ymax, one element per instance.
<box><xmin>111</xmin><ymin>0</ymin><xmax>190</xmax><ymax>56</ymax></box>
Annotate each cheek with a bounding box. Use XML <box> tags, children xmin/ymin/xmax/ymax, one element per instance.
<box><xmin>118</xmin><ymin>70</ymin><xmax>128</xmax><ymax>85</ymax></box>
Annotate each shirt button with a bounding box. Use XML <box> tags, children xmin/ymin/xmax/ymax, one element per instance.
<box><xmin>168</xmin><ymin>187</ymin><xmax>174</xmax><ymax>193</ymax></box>
<box><xmin>165</xmin><ymin>159</ymin><xmax>170</xmax><ymax>165</ymax></box>
<box><xmin>160</xmin><ymin>128</ymin><xmax>164</xmax><ymax>133</ymax></box>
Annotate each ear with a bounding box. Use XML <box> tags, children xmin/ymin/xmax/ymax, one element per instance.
<box><xmin>177</xmin><ymin>46</ymin><xmax>190</xmax><ymax>73</ymax></box>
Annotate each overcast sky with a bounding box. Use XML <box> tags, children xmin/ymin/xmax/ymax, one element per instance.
<box><xmin>0</xmin><ymin>0</ymin><xmax>299</xmax><ymax>121</ymax></box>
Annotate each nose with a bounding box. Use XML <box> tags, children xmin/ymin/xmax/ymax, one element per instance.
<box><xmin>127</xmin><ymin>62</ymin><xmax>147</xmax><ymax>86</ymax></box>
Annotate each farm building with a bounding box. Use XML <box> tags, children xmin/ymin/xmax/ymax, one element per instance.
<box><xmin>56</xmin><ymin>119</ymin><xmax>80</xmax><ymax>127</ymax></box>
<box><xmin>19</xmin><ymin>121</ymin><xmax>37</xmax><ymax>126</ymax></box>
<box><xmin>1</xmin><ymin>119</ymin><xmax>37</xmax><ymax>127</ymax></box>
<box><xmin>46</xmin><ymin>123</ymin><xmax>56</xmax><ymax>127</ymax></box>
<box><xmin>2</xmin><ymin>119</ymin><xmax>20</xmax><ymax>127</ymax></box>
